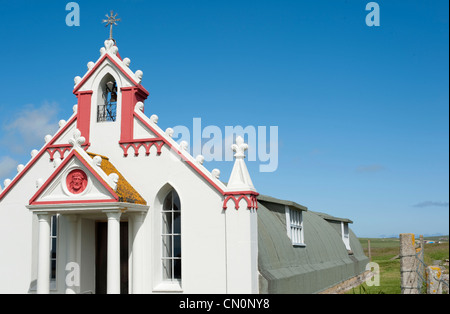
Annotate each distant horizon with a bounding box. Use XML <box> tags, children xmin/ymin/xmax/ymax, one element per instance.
<box><xmin>359</xmin><ymin>233</ymin><xmax>449</xmax><ymax>239</ymax></box>
<box><xmin>0</xmin><ymin>1</ymin><xmax>448</xmax><ymax>238</ymax></box>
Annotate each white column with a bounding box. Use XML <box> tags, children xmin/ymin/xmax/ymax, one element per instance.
<box><xmin>65</xmin><ymin>215</ymin><xmax>79</xmax><ymax>294</ymax></box>
<box><xmin>105</xmin><ymin>210</ymin><xmax>122</xmax><ymax>294</ymax></box>
<box><xmin>131</xmin><ymin>212</ymin><xmax>146</xmax><ymax>294</ymax></box>
<box><xmin>37</xmin><ymin>213</ymin><xmax>51</xmax><ymax>294</ymax></box>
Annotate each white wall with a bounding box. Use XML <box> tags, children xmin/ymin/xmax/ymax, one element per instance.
<box><xmin>0</xmin><ymin>153</ymin><xmax>55</xmax><ymax>293</ymax></box>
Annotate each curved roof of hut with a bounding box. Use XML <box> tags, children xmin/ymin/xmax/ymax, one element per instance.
<box><xmin>257</xmin><ymin>195</ymin><xmax>368</xmax><ymax>294</ymax></box>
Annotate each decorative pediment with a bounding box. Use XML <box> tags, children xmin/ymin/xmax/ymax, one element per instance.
<box><xmin>29</xmin><ymin>149</ymin><xmax>119</xmax><ymax>206</ymax></box>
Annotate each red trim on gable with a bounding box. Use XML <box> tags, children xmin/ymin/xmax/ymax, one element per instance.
<box><xmin>29</xmin><ymin>149</ymin><xmax>119</xmax><ymax>205</ymax></box>
<box><xmin>31</xmin><ymin>199</ymin><xmax>118</xmax><ymax>206</ymax></box>
<box><xmin>0</xmin><ymin>114</ymin><xmax>78</xmax><ymax>202</ymax></box>
<box><xmin>46</xmin><ymin>115</ymin><xmax>78</xmax><ymax>146</ymax></box>
<box><xmin>72</xmin><ymin>53</ymin><xmax>149</xmax><ymax>95</ymax></box>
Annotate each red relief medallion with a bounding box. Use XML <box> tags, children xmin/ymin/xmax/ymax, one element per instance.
<box><xmin>66</xmin><ymin>169</ymin><xmax>88</xmax><ymax>194</ymax></box>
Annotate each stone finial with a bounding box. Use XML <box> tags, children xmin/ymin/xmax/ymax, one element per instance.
<box><xmin>44</xmin><ymin>135</ymin><xmax>53</xmax><ymax>144</ymax></box>
<box><xmin>150</xmin><ymin>114</ymin><xmax>159</xmax><ymax>124</ymax></box>
<box><xmin>109</xmin><ymin>173</ymin><xmax>119</xmax><ymax>191</ymax></box>
<box><xmin>3</xmin><ymin>179</ymin><xmax>11</xmax><ymax>188</ymax></box>
<box><xmin>74</xmin><ymin>76</ymin><xmax>82</xmax><ymax>86</ymax></box>
<box><xmin>123</xmin><ymin>58</ymin><xmax>131</xmax><ymax>67</ymax></box>
<box><xmin>135</xmin><ymin>101</ymin><xmax>144</xmax><ymax>112</ymax></box>
<box><xmin>59</xmin><ymin>120</ymin><xmax>67</xmax><ymax>129</ymax></box>
<box><xmin>31</xmin><ymin>149</ymin><xmax>39</xmax><ymax>158</ymax></box>
<box><xmin>87</xmin><ymin>61</ymin><xmax>95</xmax><ymax>70</ymax></box>
<box><xmin>104</xmin><ymin>39</ymin><xmax>114</xmax><ymax>51</ymax></box>
<box><xmin>196</xmin><ymin>155</ymin><xmax>205</xmax><ymax>165</ymax></box>
<box><xmin>135</xmin><ymin>70</ymin><xmax>143</xmax><ymax>81</ymax></box>
<box><xmin>231</xmin><ymin>136</ymin><xmax>248</xmax><ymax>158</ymax></box>
<box><xmin>227</xmin><ymin>136</ymin><xmax>255</xmax><ymax>192</ymax></box>
<box><xmin>73</xmin><ymin>105</ymin><xmax>78</xmax><ymax>113</ymax></box>
<box><xmin>212</xmin><ymin>169</ymin><xmax>221</xmax><ymax>179</ymax></box>
<box><xmin>68</xmin><ymin>129</ymin><xmax>86</xmax><ymax>148</ymax></box>
<box><xmin>109</xmin><ymin>173</ymin><xmax>119</xmax><ymax>183</ymax></box>
<box><xmin>17</xmin><ymin>164</ymin><xmax>25</xmax><ymax>173</ymax></box>
<box><xmin>165</xmin><ymin>128</ymin><xmax>174</xmax><ymax>138</ymax></box>
<box><xmin>93</xmin><ymin>156</ymin><xmax>102</xmax><ymax>167</ymax></box>
<box><xmin>180</xmin><ymin>141</ymin><xmax>189</xmax><ymax>151</ymax></box>
<box><xmin>110</xmin><ymin>46</ymin><xmax>119</xmax><ymax>55</ymax></box>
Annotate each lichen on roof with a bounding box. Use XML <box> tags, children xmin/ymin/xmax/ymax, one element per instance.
<box><xmin>87</xmin><ymin>152</ymin><xmax>147</xmax><ymax>205</ymax></box>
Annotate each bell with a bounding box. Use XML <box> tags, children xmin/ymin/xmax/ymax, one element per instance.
<box><xmin>110</xmin><ymin>91</ymin><xmax>117</xmax><ymax>102</ymax></box>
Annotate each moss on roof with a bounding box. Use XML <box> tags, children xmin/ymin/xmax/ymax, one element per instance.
<box><xmin>87</xmin><ymin>152</ymin><xmax>147</xmax><ymax>205</ymax></box>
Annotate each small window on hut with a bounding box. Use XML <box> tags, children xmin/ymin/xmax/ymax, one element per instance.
<box><xmin>341</xmin><ymin>222</ymin><xmax>351</xmax><ymax>251</ymax></box>
<box><xmin>285</xmin><ymin>206</ymin><xmax>305</xmax><ymax>247</ymax></box>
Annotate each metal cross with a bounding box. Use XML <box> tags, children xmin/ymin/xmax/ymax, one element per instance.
<box><xmin>102</xmin><ymin>11</ymin><xmax>121</xmax><ymax>40</ymax></box>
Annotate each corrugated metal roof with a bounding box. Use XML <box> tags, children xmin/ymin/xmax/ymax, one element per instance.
<box><xmin>257</xmin><ymin>198</ymin><xmax>368</xmax><ymax>294</ymax></box>
<box><xmin>311</xmin><ymin>211</ymin><xmax>353</xmax><ymax>224</ymax></box>
<box><xmin>257</xmin><ymin>194</ymin><xmax>308</xmax><ymax>211</ymax></box>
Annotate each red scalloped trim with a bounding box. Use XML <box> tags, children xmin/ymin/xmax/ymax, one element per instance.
<box><xmin>46</xmin><ymin>144</ymin><xmax>90</xmax><ymax>161</ymax></box>
<box><xmin>119</xmin><ymin>139</ymin><xmax>165</xmax><ymax>157</ymax></box>
<box><xmin>223</xmin><ymin>192</ymin><xmax>259</xmax><ymax>210</ymax></box>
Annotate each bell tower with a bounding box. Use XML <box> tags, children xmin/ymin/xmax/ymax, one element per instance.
<box><xmin>72</xmin><ymin>12</ymin><xmax>149</xmax><ymax>152</ymax></box>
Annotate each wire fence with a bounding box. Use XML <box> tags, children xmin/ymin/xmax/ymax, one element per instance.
<box><xmin>413</xmin><ymin>242</ymin><xmax>449</xmax><ymax>294</ymax></box>
<box><xmin>414</xmin><ymin>248</ymin><xmax>426</xmax><ymax>293</ymax></box>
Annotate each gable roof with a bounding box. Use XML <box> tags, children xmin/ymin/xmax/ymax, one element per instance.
<box><xmin>73</xmin><ymin>40</ymin><xmax>148</xmax><ymax>95</ymax></box>
<box><xmin>0</xmin><ymin>113</ymin><xmax>78</xmax><ymax>202</ymax></box>
<box><xmin>28</xmin><ymin>147</ymin><xmax>146</xmax><ymax>206</ymax></box>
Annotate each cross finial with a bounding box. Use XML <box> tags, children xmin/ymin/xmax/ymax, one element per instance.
<box><xmin>102</xmin><ymin>11</ymin><xmax>121</xmax><ymax>40</ymax></box>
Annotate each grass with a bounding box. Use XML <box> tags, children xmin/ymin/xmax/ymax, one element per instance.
<box><xmin>347</xmin><ymin>236</ymin><xmax>449</xmax><ymax>294</ymax></box>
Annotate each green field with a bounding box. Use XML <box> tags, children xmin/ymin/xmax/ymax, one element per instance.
<box><xmin>347</xmin><ymin>236</ymin><xmax>449</xmax><ymax>294</ymax></box>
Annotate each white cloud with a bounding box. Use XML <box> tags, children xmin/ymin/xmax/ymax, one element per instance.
<box><xmin>2</xmin><ymin>102</ymin><xmax>60</xmax><ymax>153</ymax></box>
<box><xmin>412</xmin><ymin>201</ymin><xmax>449</xmax><ymax>208</ymax></box>
<box><xmin>0</xmin><ymin>156</ymin><xmax>17</xmax><ymax>179</ymax></box>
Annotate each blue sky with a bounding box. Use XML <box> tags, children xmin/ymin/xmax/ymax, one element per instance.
<box><xmin>0</xmin><ymin>0</ymin><xmax>448</xmax><ymax>237</ymax></box>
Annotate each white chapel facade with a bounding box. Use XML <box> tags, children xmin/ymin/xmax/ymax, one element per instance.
<box><xmin>0</xmin><ymin>37</ymin><xmax>259</xmax><ymax>294</ymax></box>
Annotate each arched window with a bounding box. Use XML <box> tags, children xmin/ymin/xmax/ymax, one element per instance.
<box><xmin>97</xmin><ymin>74</ymin><xmax>118</xmax><ymax>122</ymax></box>
<box><xmin>161</xmin><ymin>190</ymin><xmax>181</xmax><ymax>281</ymax></box>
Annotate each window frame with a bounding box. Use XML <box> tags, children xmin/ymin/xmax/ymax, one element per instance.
<box><xmin>160</xmin><ymin>190</ymin><xmax>182</xmax><ymax>284</ymax></box>
<box><xmin>341</xmin><ymin>222</ymin><xmax>351</xmax><ymax>251</ymax></box>
<box><xmin>285</xmin><ymin>205</ymin><xmax>306</xmax><ymax>247</ymax></box>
